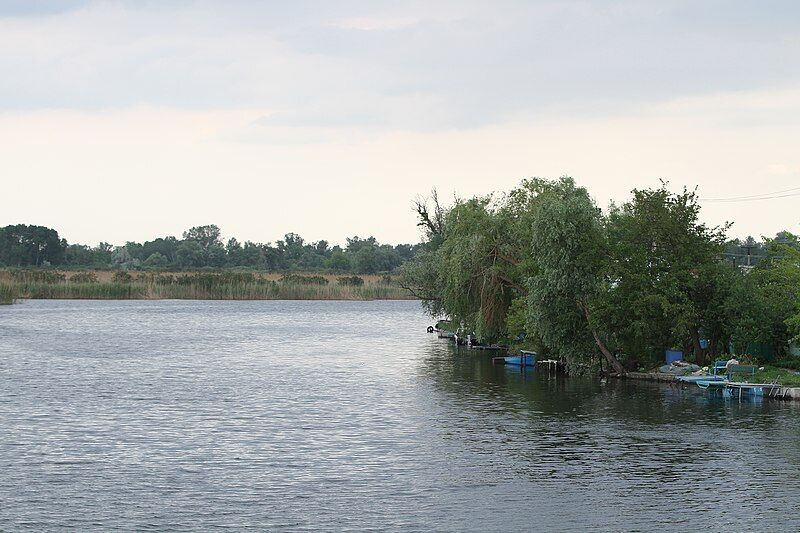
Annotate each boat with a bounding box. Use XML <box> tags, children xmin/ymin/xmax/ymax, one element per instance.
<box><xmin>434</xmin><ymin>319</ymin><xmax>457</xmax><ymax>339</ymax></box>
<box><xmin>497</xmin><ymin>350</ymin><xmax>537</xmax><ymax>367</ymax></box>
<box><xmin>695</xmin><ymin>379</ymin><xmax>728</xmax><ymax>390</ymax></box>
<box><xmin>675</xmin><ymin>374</ymin><xmax>727</xmax><ymax>384</ymax></box>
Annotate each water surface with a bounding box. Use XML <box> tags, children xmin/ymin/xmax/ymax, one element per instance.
<box><xmin>1</xmin><ymin>300</ymin><xmax>799</xmax><ymax>531</ymax></box>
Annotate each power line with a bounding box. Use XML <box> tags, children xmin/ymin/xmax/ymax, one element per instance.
<box><xmin>701</xmin><ymin>186</ymin><xmax>800</xmax><ymax>202</ymax></box>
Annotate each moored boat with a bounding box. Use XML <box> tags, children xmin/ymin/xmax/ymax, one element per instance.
<box><xmin>499</xmin><ymin>350</ymin><xmax>537</xmax><ymax>367</ymax></box>
<box><xmin>675</xmin><ymin>374</ymin><xmax>727</xmax><ymax>384</ymax></box>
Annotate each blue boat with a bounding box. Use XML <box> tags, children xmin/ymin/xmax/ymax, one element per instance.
<box><xmin>695</xmin><ymin>379</ymin><xmax>728</xmax><ymax>390</ymax></box>
<box><xmin>675</xmin><ymin>374</ymin><xmax>727</xmax><ymax>384</ymax></box>
<box><xmin>501</xmin><ymin>350</ymin><xmax>537</xmax><ymax>367</ymax></box>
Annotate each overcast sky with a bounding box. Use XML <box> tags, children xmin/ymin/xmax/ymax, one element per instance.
<box><xmin>2</xmin><ymin>0</ymin><xmax>799</xmax><ymax>246</ymax></box>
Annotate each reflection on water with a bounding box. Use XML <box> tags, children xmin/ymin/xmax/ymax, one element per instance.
<box><xmin>1</xmin><ymin>300</ymin><xmax>799</xmax><ymax>531</ymax></box>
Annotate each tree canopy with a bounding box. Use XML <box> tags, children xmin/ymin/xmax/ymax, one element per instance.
<box><xmin>403</xmin><ymin>177</ymin><xmax>800</xmax><ymax>372</ymax></box>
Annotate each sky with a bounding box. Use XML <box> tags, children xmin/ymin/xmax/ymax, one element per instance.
<box><xmin>2</xmin><ymin>0</ymin><xmax>799</xmax><ymax>247</ymax></box>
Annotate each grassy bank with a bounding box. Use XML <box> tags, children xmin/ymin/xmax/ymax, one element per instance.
<box><xmin>0</xmin><ymin>269</ymin><xmax>413</xmax><ymax>301</ymax></box>
<box><xmin>750</xmin><ymin>366</ymin><xmax>800</xmax><ymax>387</ymax></box>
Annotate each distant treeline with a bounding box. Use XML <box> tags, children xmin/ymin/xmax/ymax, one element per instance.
<box><xmin>0</xmin><ymin>224</ymin><xmax>421</xmax><ymax>274</ymax></box>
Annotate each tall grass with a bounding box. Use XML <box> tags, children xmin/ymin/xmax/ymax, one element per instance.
<box><xmin>0</xmin><ymin>269</ymin><xmax>413</xmax><ymax>301</ymax></box>
<box><xmin>0</xmin><ymin>283</ymin><xmax>17</xmax><ymax>304</ymax></box>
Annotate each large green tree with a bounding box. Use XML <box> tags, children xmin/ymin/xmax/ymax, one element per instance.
<box><xmin>600</xmin><ymin>184</ymin><xmax>729</xmax><ymax>365</ymax></box>
<box><xmin>0</xmin><ymin>224</ymin><xmax>66</xmax><ymax>266</ymax></box>
<box><xmin>527</xmin><ymin>177</ymin><xmax>625</xmax><ymax>374</ymax></box>
<box><xmin>730</xmin><ymin>236</ymin><xmax>800</xmax><ymax>357</ymax></box>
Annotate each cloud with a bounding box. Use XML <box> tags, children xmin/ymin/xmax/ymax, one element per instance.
<box><xmin>1</xmin><ymin>1</ymin><xmax>799</xmax><ymax>131</ymax></box>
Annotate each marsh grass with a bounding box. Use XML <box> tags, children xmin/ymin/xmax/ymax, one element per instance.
<box><xmin>0</xmin><ymin>269</ymin><xmax>413</xmax><ymax>301</ymax></box>
<box><xmin>0</xmin><ymin>283</ymin><xmax>16</xmax><ymax>304</ymax></box>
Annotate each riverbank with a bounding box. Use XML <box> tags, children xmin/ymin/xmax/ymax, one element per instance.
<box><xmin>0</xmin><ymin>269</ymin><xmax>414</xmax><ymax>301</ymax></box>
<box><xmin>619</xmin><ymin>371</ymin><xmax>800</xmax><ymax>400</ymax></box>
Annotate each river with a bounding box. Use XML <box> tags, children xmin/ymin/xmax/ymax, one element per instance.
<box><xmin>1</xmin><ymin>300</ymin><xmax>799</xmax><ymax>531</ymax></box>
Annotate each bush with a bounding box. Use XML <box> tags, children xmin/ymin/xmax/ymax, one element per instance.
<box><xmin>7</xmin><ymin>268</ymin><xmax>65</xmax><ymax>284</ymax></box>
<box><xmin>774</xmin><ymin>358</ymin><xmax>800</xmax><ymax>371</ymax></box>
<box><xmin>279</xmin><ymin>274</ymin><xmax>328</xmax><ymax>285</ymax></box>
<box><xmin>68</xmin><ymin>272</ymin><xmax>98</xmax><ymax>283</ymax></box>
<box><xmin>176</xmin><ymin>272</ymin><xmax>263</xmax><ymax>287</ymax></box>
<box><xmin>112</xmin><ymin>271</ymin><xmax>133</xmax><ymax>283</ymax></box>
<box><xmin>337</xmin><ymin>275</ymin><xmax>364</xmax><ymax>286</ymax></box>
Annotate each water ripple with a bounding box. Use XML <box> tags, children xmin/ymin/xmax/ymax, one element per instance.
<box><xmin>1</xmin><ymin>300</ymin><xmax>799</xmax><ymax>531</ymax></box>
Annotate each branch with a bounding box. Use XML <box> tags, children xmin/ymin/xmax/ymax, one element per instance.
<box><xmin>398</xmin><ymin>281</ymin><xmax>440</xmax><ymax>301</ymax></box>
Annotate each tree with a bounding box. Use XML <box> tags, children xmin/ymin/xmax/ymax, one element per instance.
<box><xmin>143</xmin><ymin>252</ymin><xmax>168</xmax><ymax>268</ymax></box>
<box><xmin>413</xmin><ymin>189</ymin><xmax>446</xmax><ymax>247</ymax></box>
<box><xmin>176</xmin><ymin>240</ymin><xmax>205</xmax><ymax>268</ymax></box>
<box><xmin>401</xmin><ymin>179</ymin><xmax>550</xmax><ymax>343</ymax></box>
<box><xmin>527</xmin><ymin>177</ymin><xmax>625</xmax><ymax>374</ymax></box>
<box><xmin>434</xmin><ymin>196</ymin><xmax>521</xmax><ymax>341</ymax></box>
<box><xmin>354</xmin><ymin>245</ymin><xmax>380</xmax><ymax>274</ymax></box>
<box><xmin>730</xmin><ymin>237</ymin><xmax>800</xmax><ymax>357</ymax></box>
<box><xmin>0</xmin><ymin>224</ymin><xmax>66</xmax><ymax>266</ymax></box>
<box><xmin>141</xmin><ymin>237</ymin><xmax>179</xmax><ymax>265</ymax></box>
<box><xmin>112</xmin><ymin>246</ymin><xmax>141</xmax><ymax>270</ymax></box>
<box><xmin>326</xmin><ymin>250</ymin><xmax>351</xmax><ymax>272</ymax></box>
<box><xmin>183</xmin><ymin>225</ymin><xmax>222</xmax><ymax>250</ymax></box>
<box><xmin>600</xmin><ymin>184</ymin><xmax>729</xmax><ymax>366</ymax></box>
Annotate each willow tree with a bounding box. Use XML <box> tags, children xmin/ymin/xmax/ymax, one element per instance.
<box><xmin>527</xmin><ymin>177</ymin><xmax>625</xmax><ymax>374</ymax></box>
<box><xmin>402</xmin><ymin>180</ymin><xmax>551</xmax><ymax>343</ymax></box>
<box><xmin>435</xmin><ymin>196</ymin><xmax>520</xmax><ymax>340</ymax></box>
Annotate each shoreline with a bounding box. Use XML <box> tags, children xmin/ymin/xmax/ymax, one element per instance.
<box><xmin>5</xmin><ymin>295</ymin><xmax>416</xmax><ymax>302</ymax></box>
<box><xmin>618</xmin><ymin>371</ymin><xmax>800</xmax><ymax>401</ymax></box>
<box><xmin>0</xmin><ymin>270</ymin><xmax>415</xmax><ymax>302</ymax></box>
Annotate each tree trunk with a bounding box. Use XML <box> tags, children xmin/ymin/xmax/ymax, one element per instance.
<box><xmin>709</xmin><ymin>337</ymin><xmax>719</xmax><ymax>358</ymax></box>
<box><xmin>691</xmin><ymin>329</ymin><xmax>706</xmax><ymax>366</ymax></box>
<box><xmin>581</xmin><ymin>303</ymin><xmax>626</xmax><ymax>375</ymax></box>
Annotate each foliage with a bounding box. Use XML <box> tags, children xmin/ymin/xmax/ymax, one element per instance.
<box><xmin>526</xmin><ymin>177</ymin><xmax>624</xmax><ymax>373</ymax></box>
<box><xmin>279</xmin><ymin>274</ymin><xmax>328</xmax><ymax>285</ymax></box>
<box><xmin>0</xmin><ymin>225</ymin><xmax>66</xmax><ymax>266</ymax></box>
<box><xmin>69</xmin><ymin>272</ymin><xmax>98</xmax><ymax>283</ymax></box>
<box><xmin>6</xmin><ymin>268</ymin><xmax>66</xmax><ymax>283</ymax></box>
<box><xmin>143</xmin><ymin>252</ymin><xmax>168</xmax><ymax>268</ymax></box>
<box><xmin>112</xmin><ymin>271</ymin><xmax>133</xmax><ymax>283</ymax></box>
<box><xmin>401</xmin><ymin>180</ymin><xmax>552</xmax><ymax>343</ymax></box>
<box><xmin>1</xmin><ymin>224</ymin><xmax>417</xmax><ymax>274</ymax></box>
<box><xmin>337</xmin><ymin>275</ymin><xmax>364</xmax><ymax>286</ymax></box>
<box><xmin>731</xmin><ymin>240</ymin><xmax>800</xmax><ymax>356</ymax></box>
<box><xmin>404</xmin><ymin>176</ymin><xmax>797</xmax><ymax>372</ymax></box>
<box><xmin>599</xmin><ymin>183</ymin><xmax>730</xmax><ymax>365</ymax></box>
<box><xmin>750</xmin><ymin>366</ymin><xmax>800</xmax><ymax>387</ymax></box>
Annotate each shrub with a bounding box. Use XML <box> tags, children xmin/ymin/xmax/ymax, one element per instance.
<box><xmin>279</xmin><ymin>274</ymin><xmax>329</xmax><ymax>285</ymax></box>
<box><xmin>112</xmin><ymin>271</ymin><xmax>133</xmax><ymax>283</ymax></box>
<box><xmin>69</xmin><ymin>272</ymin><xmax>98</xmax><ymax>283</ymax></box>
<box><xmin>337</xmin><ymin>275</ymin><xmax>364</xmax><ymax>286</ymax></box>
<box><xmin>7</xmin><ymin>269</ymin><xmax>65</xmax><ymax>284</ymax></box>
<box><xmin>774</xmin><ymin>358</ymin><xmax>800</xmax><ymax>371</ymax></box>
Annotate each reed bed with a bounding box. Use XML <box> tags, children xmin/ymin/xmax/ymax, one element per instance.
<box><xmin>0</xmin><ymin>269</ymin><xmax>413</xmax><ymax>301</ymax></box>
<box><xmin>0</xmin><ymin>283</ymin><xmax>16</xmax><ymax>304</ymax></box>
